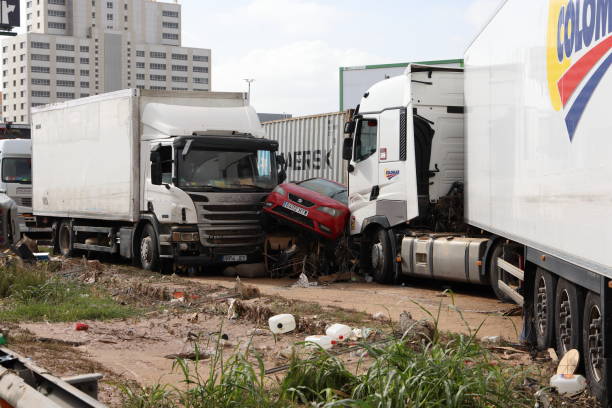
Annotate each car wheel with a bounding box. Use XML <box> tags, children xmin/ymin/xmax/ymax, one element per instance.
<box><xmin>533</xmin><ymin>267</ymin><xmax>556</xmax><ymax>350</ymax></box>
<box><xmin>139</xmin><ymin>224</ymin><xmax>159</xmax><ymax>271</ymax></box>
<box><xmin>58</xmin><ymin>220</ymin><xmax>74</xmax><ymax>257</ymax></box>
<box><xmin>554</xmin><ymin>279</ymin><xmax>583</xmax><ymax>358</ymax></box>
<box><xmin>583</xmin><ymin>291</ymin><xmax>606</xmax><ymax>402</ymax></box>
<box><xmin>370</xmin><ymin>228</ymin><xmax>394</xmax><ymax>284</ymax></box>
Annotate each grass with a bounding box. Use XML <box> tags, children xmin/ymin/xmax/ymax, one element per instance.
<box><xmin>0</xmin><ymin>263</ymin><xmax>138</xmax><ymax>322</ymax></box>
<box><xmin>122</xmin><ymin>322</ymin><xmax>537</xmax><ymax>408</ymax></box>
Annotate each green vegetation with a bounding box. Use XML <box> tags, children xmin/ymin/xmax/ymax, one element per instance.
<box><xmin>0</xmin><ymin>263</ymin><xmax>137</xmax><ymax>322</ymax></box>
<box><xmin>122</xmin><ymin>331</ymin><xmax>536</xmax><ymax>408</ymax></box>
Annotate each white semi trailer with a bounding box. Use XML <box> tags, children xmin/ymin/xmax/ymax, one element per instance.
<box><xmin>31</xmin><ymin>89</ymin><xmax>284</xmax><ymax>272</ymax></box>
<box><xmin>341</xmin><ymin>0</ymin><xmax>611</xmax><ymax>402</ymax></box>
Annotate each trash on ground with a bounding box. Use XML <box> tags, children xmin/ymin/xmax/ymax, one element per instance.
<box><xmin>247</xmin><ymin>328</ymin><xmax>269</xmax><ymax>336</ymax></box>
<box><xmin>397</xmin><ymin>311</ymin><xmax>435</xmax><ymax>342</ymax></box>
<box><xmin>481</xmin><ymin>335</ymin><xmax>502</xmax><ymax>345</ymax></box>
<box><xmin>186</xmin><ymin>313</ymin><xmax>198</xmax><ymax>323</ymax></box>
<box><xmin>318</xmin><ymin>270</ymin><xmax>352</xmax><ymax>285</ymax></box>
<box><xmin>304</xmin><ymin>335</ymin><xmax>334</xmax><ymax>350</ymax></box>
<box><xmin>550</xmin><ymin>373</ymin><xmax>587</xmax><ymax>396</ymax></box>
<box><xmin>227</xmin><ymin>298</ymin><xmax>238</xmax><ymax>320</ymax></box>
<box><xmin>234</xmin><ymin>276</ymin><xmax>261</xmax><ymax>299</ymax></box>
<box><xmin>268</xmin><ymin>314</ymin><xmax>296</xmax><ymax>334</ymax></box>
<box><xmin>33</xmin><ymin>252</ymin><xmax>50</xmax><ymax>261</ymax></box>
<box><xmin>292</xmin><ymin>272</ymin><xmax>318</xmax><ymax>288</ymax></box>
<box><xmin>372</xmin><ymin>311</ymin><xmax>388</xmax><ymax>321</ymax></box>
<box><xmin>75</xmin><ymin>323</ymin><xmax>89</xmax><ymax>331</ymax></box>
<box><xmin>164</xmin><ymin>348</ymin><xmax>213</xmax><ymax>361</ymax></box>
<box><xmin>351</xmin><ymin>327</ymin><xmax>373</xmax><ymax>341</ymax></box>
<box><xmin>547</xmin><ymin>348</ymin><xmax>559</xmax><ymax>363</ymax></box>
<box><xmin>326</xmin><ymin>323</ymin><xmax>351</xmax><ymax>342</ymax></box>
<box><xmin>0</xmin><ymin>332</ymin><xmax>7</xmax><ymax>345</ymax></box>
<box><xmin>557</xmin><ymin>348</ymin><xmax>579</xmax><ymax>375</ymax></box>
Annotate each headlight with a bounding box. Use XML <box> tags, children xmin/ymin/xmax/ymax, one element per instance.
<box><xmin>172</xmin><ymin>232</ymin><xmax>199</xmax><ymax>242</ymax></box>
<box><xmin>318</xmin><ymin>206</ymin><xmax>340</xmax><ymax>217</ymax></box>
<box><xmin>273</xmin><ymin>186</ymin><xmax>286</xmax><ymax>196</ymax></box>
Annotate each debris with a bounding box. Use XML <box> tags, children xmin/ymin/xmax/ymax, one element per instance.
<box><xmin>397</xmin><ymin>311</ymin><xmax>435</xmax><ymax>342</ymax></box>
<box><xmin>550</xmin><ymin>373</ymin><xmax>587</xmax><ymax>396</ymax></box>
<box><xmin>326</xmin><ymin>323</ymin><xmax>351</xmax><ymax>342</ymax></box>
<box><xmin>75</xmin><ymin>323</ymin><xmax>89</xmax><ymax>331</ymax></box>
<box><xmin>481</xmin><ymin>336</ymin><xmax>502</xmax><ymax>345</ymax></box>
<box><xmin>292</xmin><ymin>273</ymin><xmax>318</xmax><ymax>288</ymax></box>
<box><xmin>547</xmin><ymin>348</ymin><xmax>559</xmax><ymax>363</ymax></box>
<box><xmin>364</xmin><ymin>275</ymin><xmax>374</xmax><ymax>283</ymax></box>
<box><xmin>502</xmin><ymin>306</ymin><xmax>523</xmax><ymax>316</ymax></box>
<box><xmin>268</xmin><ymin>314</ymin><xmax>296</xmax><ymax>334</ymax></box>
<box><xmin>304</xmin><ymin>335</ymin><xmax>334</xmax><ymax>350</ymax></box>
<box><xmin>172</xmin><ymin>291</ymin><xmax>185</xmax><ymax>299</ymax></box>
<box><xmin>351</xmin><ymin>327</ymin><xmax>373</xmax><ymax>340</ymax></box>
<box><xmin>33</xmin><ymin>252</ymin><xmax>50</xmax><ymax>261</ymax></box>
<box><xmin>17</xmin><ymin>235</ymin><xmax>39</xmax><ymax>254</ymax></box>
<box><xmin>0</xmin><ymin>332</ymin><xmax>7</xmax><ymax>345</ymax></box>
<box><xmin>234</xmin><ymin>277</ymin><xmax>261</xmax><ymax>299</ymax></box>
<box><xmin>164</xmin><ymin>348</ymin><xmax>213</xmax><ymax>361</ymax></box>
<box><xmin>86</xmin><ymin>260</ymin><xmax>103</xmax><ymax>270</ymax></box>
<box><xmin>317</xmin><ymin>270</ymin><xmax>352</xmax><ymax>285</ymax></box>
<box><xmin>186</xmin><ymin>313</ymin><xmax>198</xmax><ymax>323</ymax></box>
<box><xmin>534</xmin><ymin>389</ymin><xmax>551</xmax><ymax>408</ymax></box>
<box><xmin>372</xmin><ymin>311</ymin><xmax>388</xmax><ymax>321</ymax></box>
<box><xmin>12</xmin><ymin>240</ymin><xmax>36</xmax><ymax>261</ymax></box>
<box><xmin>247</xmin><ymin>328</ymin><xmax>269</xmax><ymax>336</ymax></box>
<box><xmin>227</xmin><ymin>298</ymin><xmax>238</xmax><ymax>320</ymax></box>
<box><xmin>557</xmin><ymin>348</ymin><xmax>579</xmax><ymax>375</ymax></box>
<box><xmin>170</xmin><ymin>297</ymin><xmax>184</xmax><ymax>304</ymax></box>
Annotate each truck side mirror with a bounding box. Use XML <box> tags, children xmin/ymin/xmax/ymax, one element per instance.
<box><xmin>278</xmin><ymin>169</ymin><xmax>287</xmax><ymax>184</ymax></box>
<box><xmin>150</xmin><ymin>151</ymin><xmax>162</xmax><ymax>186</ymax></box>
<box><xmin>342</xmin><ymin>138</ymin><xmax>354</xmax><ymax>161</ymax></box>
<box><xmin>344</xmin><ymin>120</ymin><xmax>356</xmax><ymax>135</ymax></box>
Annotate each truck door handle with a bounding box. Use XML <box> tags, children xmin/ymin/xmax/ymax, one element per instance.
<box><xmin>370</xmin><ymin>186</ymin><xmax>380</xmax><ymax>201</ymax></box>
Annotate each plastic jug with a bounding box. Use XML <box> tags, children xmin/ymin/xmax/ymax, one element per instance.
<box><xmin>305</xmin><ymin>335</ymin><xmax>334</xmax><ymax>350</ymax></box>
<box><xmin>268</xmin><ymin>314</ymin><xmax>296</xmax><ymax>334</ymax></box>
<box><xmin>550</xmin><ymin>374</ymin><xmax>586</xmax><ymax>396</ymax></box>
<box><xmin>326</xmin><ymin>324</ymin><xmax>352</xmax><ymax>342</ymax></box>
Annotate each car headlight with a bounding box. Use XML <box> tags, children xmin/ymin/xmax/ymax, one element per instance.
<box><xmin>273</xmin><ymin>186</ymin><xmax>286</xmax><ymax>196</ymax></box>
<box><xmin>318</xmin><ymin>206</ymin><xmax>340</xmax><ymax>217</ymax></box>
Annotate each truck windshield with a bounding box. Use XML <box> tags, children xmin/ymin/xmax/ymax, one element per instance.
<box><xmin>178</xmin><ymin>149</ymin><xmax>276</xmax><ymax>191</ymax></box>
<box><xmin>2</xmin><ymin>158</ymin><xmax>31</xmax><ymax>183</ymax></box>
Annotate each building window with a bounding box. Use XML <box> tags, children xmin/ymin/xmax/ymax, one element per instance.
<box><xmin>31</xmin><ymin>66</ymin><xmax>50</xmax><ymax>73</ymax></box>
<box><xmin>150</xmin><ymin>51</ymin><xmax>166</xmax><ymax>59</ymax></box>
<box><xmin>31</xmin><ymin>41</ymin><xmax>50</xmax><ymax>49</ymax></box>
<box><xmin>80</xmin><ymin>69</ymin><xmax>90</xmax><ymax>76</ymax></box>
<box><xmin>194</xmin><ymin>78</ymin><xmax>209</xmax><ymax>84</ymax></box>
<box><xmin>136</xmin><ymin>73</ymin><xmax>145</xmax><ymax>80</ymax></box>
<box><xmin>136</xmin><ymin>62</ymin><xmax>145</xmax><ymax>68</ymax></box>
<box><xmin>162</xmin><ymin>33</ymin><xmax>179</xmax><ymax>40</ymax></box>
<box><xmin>107</xmin><ymin>14</ymin><xmax>113</xmax><ymax>20</ymax></box>
<box><xmin>56</xmin><ymin>43</ymin><xmax>75</xmax><ymax>51</ymax></box>
<box><xmin>151</xmin><ymin>86</ymin><xmax>166</xmax><ymax>90</ymax></box>
<box><xmin>162</xmin><ymin>22</ymin><xmax>179</xmax><ymax>29</ymax></box>
<box><xmin>48</xmin><ymin>10</ymin><xmax>66</xmax><ymax>17</ymax></box>
<box><xmin>57</xmin><ymin>68</ymin><xmax>75</xmax><ymax>75</ymax></box>
<box><xmin>162</xmin><ymin>10</ymin><xmax>179</xmax><ymax>17</ymax></box>
<box><xmin>48</xmin><ymin>22</ymin><xmax>66</xmax><ymax>29</ymax></box>
<box><xmin>32</xmin><ymin>90</ymin><xmax>51</xmax><ymax>98</ymax></box>
<box><xmin>150</xmin><ymin>75</ymin><xmax>166</xmax><ymax>82</ymax></box>
<box><xmin>136</xmin><ymin>50</ymin><xmax>145</xmax><ymax>57</ymax></box>
<box><xmin>80</xmin><ymin>93</ymin><xmax>90</xmax><ymax>98</ymax></box>
<box><xmin>136</xmin><ymin>85</ymin><xmax>145</xmax><ymax>90</ymax></box>
<box><xmin>107</xmin><ymin>1</ymin><xmax>113</xmax><ymax>8</ymax></box>
<box><xmin>49</xmin><ymin>0</ymin><xmax>66</xmax><ymax>4</ymax></box>
<box><xmin>80</xmin><ymin>46</ymin><xmax>89</xmax><ymax>52</ymax></box>
<box><xmin>81</xmin><ymin>81</ymin><xmax>89</xmax><ymax>88</ymax></box>
<box><xmin>56</xmin><ymin>56</ymin><xmax>75</xmax><ymax>63</ymax></box>
<box><xmin>32</xmin><ymin>78</ymin><xmax>51</xmax><ymax>85</ymax></box>
<box><xmin>57</xmin><ymin>80</ymin><xmax>75</xmax><ymax>87</ymax></box>
<box><xmin>193</xmin><ymin>55</ymin><xmax>209</xmax><ymax>62</ymax></box>
<box><xmin>172</xmin><ymin>76</ymin><xmax>187</xmax><ymax>83</ymax></box>
<box><xmin>80</xmin><ymin>58</ymin><xmax>90</xmax><ymax>64</ymax></box>
<box><xmin>193</xmin><ymin>66</ymin><xmax>208</xmax><ymax>73</ymax></box>
<box><xmin>172</xmin><ymin>87</ymin><xmax>188</xmax><ymax>91</ymax></box>
<box><xmin>172</xmin><ymin>53</ymin><xmax>187</xmax><ymax>61</ymax></box>
<box><xmin>57</xmin><ymin>92</ymin><xmax>75</xmax><ymax>99</ymax></box>
<box><xmin>150</xmin><ymin>63</ymin><xmax>166</xmax><ymax>70</ymax></box>
<box><xmin>172</xmin><ymin>65</ymin><xmax>187</xmax><ymax>72</ymax></box>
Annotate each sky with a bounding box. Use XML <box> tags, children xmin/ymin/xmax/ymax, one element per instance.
<box><xmin>180</xmin><ymin>0</ymin><xmax>505</xmax><ymax>116</ymax></box>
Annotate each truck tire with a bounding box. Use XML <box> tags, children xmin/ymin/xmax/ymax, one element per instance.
<box><xmin>369</xmin><ymin>228</ymin><xmax>394</xmax><ymax>284</ymax></box>
<box><xmin>583</xmin><ymin>291</ymin><xmax>606</xmax><ymax>402</ymax></box>
<box><xmin>489</xmin><ymin>244</ymin><xmax>512</xmax><ymax>302</ymax></box>
<box><xmin>58</xmin><ymin>220</ymin><xmax>74</xmax><ymax>257</ymax></box>
<box><xmin>533</xmin><ymin>267</ymin><xmax>556</xmax><ymax>350</ymax></box>
<box><xmin>554</xmin><ymin>279</ymin><xmax>583</xmax><ymax>358</ymax></box>
<box><xmin>139</xmin><ymin>224</ymin><xmax>160</xmax><ymax>272</ymax></box>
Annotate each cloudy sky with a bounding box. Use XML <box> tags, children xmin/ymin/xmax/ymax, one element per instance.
<box><xmin>180</xmin><ymin>0</ymin><xmax>505</xmax><ymax>115</ymax></box>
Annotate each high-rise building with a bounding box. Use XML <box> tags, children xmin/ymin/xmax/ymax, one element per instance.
<box><xmin>1</xmin><ymin>0</ymin><xmax>211</xmax><ymax>123</ymax></box>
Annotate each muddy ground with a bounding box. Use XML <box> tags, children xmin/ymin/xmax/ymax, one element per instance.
<box><xmin>2</xmin><ymin>259</ymin><xmax>595</xmax><ymax>407</ymax></box>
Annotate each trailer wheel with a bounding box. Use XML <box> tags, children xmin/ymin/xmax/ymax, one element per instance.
<box><xmin>533</xmin><ymin>267</ymin><xmax>556</xmax><ymax>350</ymax></box>
<box><xmin>139</xmin><ymin>224</ymin><xmax>160</xmax><ymax>271</ymax></box>
<box><xmin>583</xmin><ymin>291</ymin><xmax>606</xmax><ymax>402</ymax></box>
<box><xmin>554</xmin><ymin>279</ymin><xmax>583</xmax><ymax>358</ymax></box>
<box><xmin>58</xmin><ymin>220</ymin><xmax>74</xmax><ymax>257</ymax></box>
<box><xmin>369</xmin><ymin>228</ymin><xmax>394</xmax><ymax>284</ymax></box>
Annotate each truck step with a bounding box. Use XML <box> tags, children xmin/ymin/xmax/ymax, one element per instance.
<box><xmin>497</xmin><ymin>257</ymin><xmax>524</xmax><ymax>280</ymax></box>
<box><xmin>497</xmin><ymin>280</ymin><xmax>524</xmax><ymax>306</ymax></box>
<box><xmin>73</xmin><ymin>243</ymin><xmax>116</xmax><ymax>253</ymax></box>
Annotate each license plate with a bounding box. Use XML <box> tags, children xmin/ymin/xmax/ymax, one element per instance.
<box><xmin>223</xmin><ymin>255</ymin><xmax>247</xmax><ymax>262</ymax></box>
<box><xmin>282</xmin><ymin>201</ymin><xmax>309</xmax><ymax>217</ymax></box>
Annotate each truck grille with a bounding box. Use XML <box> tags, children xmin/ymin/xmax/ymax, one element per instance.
<box><xmin>19</xmin><ymin>197</ymin><xmax>32</xmax><ymax>207</ymax></box>
<box><xmin>196</xmin><ymin>200</ymin><xmax>265</xmax><ymax>248</ymax></box>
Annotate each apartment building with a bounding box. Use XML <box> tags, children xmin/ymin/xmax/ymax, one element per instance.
<box><xmin>1</xmin><ymin>0</ymin><xmax>211</xmax><ymax>123</ymax></box>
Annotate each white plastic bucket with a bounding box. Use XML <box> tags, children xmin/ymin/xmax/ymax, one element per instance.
<box><xmin>305</xmin><ymin>335</ymin><xmax>334</xmax><ymax>350</ymax></box>
<box><xmin>550</xmin><ymin>374</ymin><xmax>586</xmax><ymax>396</ymax></box>
<box><xmin>326</xmin><ymin>324</ymin><xmax>352</xmax><ymax>342</ymax></box>
<box><xmin>268</xmin><ymin>314</ymin><xmax>296</xmax><ymax>334</ymax></box>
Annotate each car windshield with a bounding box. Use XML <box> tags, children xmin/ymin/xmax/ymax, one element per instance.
<box><xmin>298</xmin><ymin>178</ymin><xmax>348</xmax><ymax>205</ymax></box>
<box><xmin>2</xmin><ymin>158</ymin><xmax>31</xmax><ymax>183</ymax></box>
<box><xmin>178</xmin><ymin>148</ymin><xmax>276</xmax><ymax>191</ymax></box>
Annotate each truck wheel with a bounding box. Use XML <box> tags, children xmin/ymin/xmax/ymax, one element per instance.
<box><xmin>533</xmin><ymin>267</ymin><xmax>556</xmax><ymax>350</ymax></box>
<box><xmin>139</xmin><ymin>224</ymin><xmax>160</xmax><ymax>271</ymax></box>
<box><xmin>583</xmin><ymin>291</ymin><xmax>606</xmax><ymax>402</ymax></box>
<box><xmin>370</xmin><ymin>228</ymin><xmax>394</xmax><ymax>284</ymax></box>
<box><xmin>554</xmin><ymin>279</ymin><xmax>583</xmax><ymax>358</ymax></box>
<box><xmin>58</xmin><ymin>220</ymin><xmax>74</xmax><ymax>257</ymax></box>
<box><xmin>489</xmin><ymin>244</ymin><xmax>513</xmax><ymax>302</ymax></box>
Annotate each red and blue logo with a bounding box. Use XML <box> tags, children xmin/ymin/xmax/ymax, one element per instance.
<box><xmin>547</xmin><ymin>0</ymin><xmax>611</xmax><ymax>141</ymax></box>
<box><xmin>385</xmin><ymin>169</ymin><xmax>400</xmax><ymax>180</ymax></box>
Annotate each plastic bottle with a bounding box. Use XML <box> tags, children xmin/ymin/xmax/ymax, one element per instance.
<box><xmin>268</xmin><ymin>314</ymin><xmax>296</xmax><ymax>334</ymax></box>
<box><xmin>304</xmin><ymin>335</ymin><xmax>334</xmax><ymax>350</ymax></box>
<box><xmin>550</xmin><ymin>374</ymin><xmax>587</xmax><ymax>396</ymax></box>
<box><xmin>0</xmin><ymin>333</ymin><xmax>6</xmax><ymax>346</ymax></box>
<box><xmin>326</xmin><ymin>324</ymin><xmax>352</xmax><ymax>342</ymax></box>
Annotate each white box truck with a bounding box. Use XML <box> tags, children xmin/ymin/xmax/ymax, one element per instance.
<box><xmin>341</xmin><ymin>0</ymin><xmax>611</xmax><ymax>402</ymax></box>
<box><xmin>31</xmin><ymin>89</ymin><xmax>284</xmax><ymax>272</ymax></box>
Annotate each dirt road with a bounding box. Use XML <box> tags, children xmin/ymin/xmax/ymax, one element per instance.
<box><xmin>188</xmin><ymin>276</ymin><xmax>523</xmax><ymax>341</ymax></box>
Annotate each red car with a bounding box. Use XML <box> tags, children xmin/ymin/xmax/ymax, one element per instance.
<box><xmin>263</xmin><ymin>178</ymin><xmax>349</xmax><ymax>240</ymax></box>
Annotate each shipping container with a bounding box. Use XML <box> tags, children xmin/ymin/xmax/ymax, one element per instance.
<box><xmin>262</xmin><ymin>112</ymin><xmax>349</xmax><ymax>185</ymax></box>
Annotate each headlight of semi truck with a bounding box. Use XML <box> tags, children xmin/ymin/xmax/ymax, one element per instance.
<box><xmin>172</xmin><ymin>232</ymin><xmax>200</xmax><ymax>242</ymax></box>
<box><xmin>318</xmin><ymin>206</ymin><xmax>340</xmax><ymax>217</ymax></box>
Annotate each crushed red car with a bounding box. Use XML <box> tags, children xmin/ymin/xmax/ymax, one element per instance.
<box><xmin>263</xmin><ymin>178</ymin><xmax>349</xmax><ymax>241</ymax></box>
